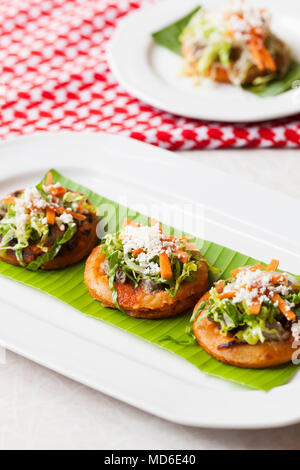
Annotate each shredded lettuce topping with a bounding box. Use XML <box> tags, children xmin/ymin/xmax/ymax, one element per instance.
<box><xmin>194</xmin><ymin>260</ymin><xmax>300</xmax><ymax>345</ymax></box>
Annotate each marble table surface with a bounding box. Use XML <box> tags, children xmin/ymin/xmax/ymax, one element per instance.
<box><xmin>1</xmin><ymin>147</ymin><xmax>300</xmax><ymax>450</ymax></box>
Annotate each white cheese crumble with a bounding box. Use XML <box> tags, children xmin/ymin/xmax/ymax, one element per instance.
<box><xmin>56</xmin><ymin>212</ymin><xmax>74</xmax><ymax>232</ymax></box>
<box><xmin>223</xmin><ymin>267</ymin><xmax>294</xmax><ymax>307</ymax></box>
<box><xmin>292</xmin><ymin>321</ymin><xmax>300</xmax><ymax>342</ymax></box>
<box><xmin>225</xmin><ymin>4</ymin><xmax>270</xmax><ymax>42</ymax></box>
<box><xmin>59</xmin><ymin>212</ymin><xmax>73</xmax><ymax>224</ymax></box>
<box><xmin>14</xmin><ymin>187</ymin><xmax>48</xmax><ymax>228</ymax></box>
<box><xmin>185</xmin><ymin>3</ymin><xmax>271</xmax><ymax>45</ymax></box>
<box><xmin>121</xmin><ymin>224</ymin><xmax>179</xmax><ymax>276</ymax></box>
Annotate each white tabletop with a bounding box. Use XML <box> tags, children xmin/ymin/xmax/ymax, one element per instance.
<box><xmin>1</xmin><ymin>146</ymin><xmax>300</xmax><ymax>450</ymax></box>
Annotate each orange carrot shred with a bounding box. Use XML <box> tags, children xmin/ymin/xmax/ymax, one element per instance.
<box><xmin>230</xmin><ymin>268</ymin><xmax>242</xmax><ymax>277</ymax></box>
<box><xmin>132</xmin><ymin>248</ymin><xmax>143</xmax><ymax>258</ymax></box>
<box><xmin>249</xmin><ymin>40</ymin><xmax>265</xmax><ymax>70</ymax></box>
<box><xmin>3</xmin><ymin>196</ymin><xmax>16</xmax><ymax>205</ymax></box>
<box><xmin>184</xmin><ymin>241</ymin><xmax>198</xmax><ymax>251</ymax></box>
<box><xmin>249</xmin><ymin>299</ymin><xmax>262</xmax><ymax>315</ymax></box>
<box><xmin>46</xmin><ymin>208</ymin><xmax>56</xmax><ymax>225</ymax></box>
<box><xmin>48</xmin><ymin>186</ymin><xmax>67</xmax><ymax>197</ymax></box>
<box><xmin>260</xmin><ymin>46</ymin><xmax>276</xmax><ymax>71</ymax></box>
<box><xmin>292</xmin><ymin>284</ymin><xmax>300</xmax><ymax>291</ymax></box>
<box><xmin>271</xmin><ymin>274</ymin><xmax>286</xmax><ymax>284</ymax></box>
<box><xmin>266</xmin><ymin>259</ymin><xmax>279</xmax><ymax>272</ymax></box>
<box><xmin>270</xmin><ymin>292</ymin><xmax>296</xmax><ymax>321</ymax></box>
<box><xmin>216</xmin><ymin>292</ymin><xmax>236</xmax><ymax>299</ymax></box>
<box><xmin>46</xmin><ymin>172</ymin><xmax>53</xmax><ymax>186</ymax></box>
<box><xmin>249</xmin><ymin>264</ymin><xmax>265</xmax><ymax>272</ymax></box>
<box><xmin>159</xmin><ymin>252</ymin><xmax>173</xmax><ymax>279</ymax></box>
<box><xmin>175</xmin><ymin>249</ymin><xmax>189</xmax><ymax>264</ymax></box>
<box><xmin>53</xmin><ymin>206</ymin><xmax>86</xmax><ymax>221</ymax></box>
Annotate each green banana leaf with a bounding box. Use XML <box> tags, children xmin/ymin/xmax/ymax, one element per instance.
<box><xmin>0</xmin><ymin>169</ymin><xmax>298</xmax><ymax>391</ymax></box>
<box><xmin>245</xmin><ymin>63</ymin><xmax>300</xmax><ymax>97</ymax></box>
<box><xmin>152</xmin><ymin>6</ymin><xmax>300</xmax><ymax>97</ymax></box>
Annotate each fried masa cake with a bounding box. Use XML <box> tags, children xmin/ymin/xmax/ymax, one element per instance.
<box><xmin>85</xmin><ymin>218</ymin><xmax>209</xmax><ymax>319</ymax></box>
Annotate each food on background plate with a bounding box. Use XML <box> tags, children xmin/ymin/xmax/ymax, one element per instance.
<box><xmin>152</xmin><ymin>2</ymin><xmax>300</xmax><ymax>96</ymax></box>
<box><xmin>85</xmin><ymin>218</ymin><xmax>209</xmax><ymax>319</ymax></box>
<box><xmin>0</xmin><ymin>172</ymin><xmax>99</xmax><ymax>271</ymax></box>
<box><xmin>192</xmin><ymin>260</ymin><xmax>300</xmax><ymax>368</ymax></box>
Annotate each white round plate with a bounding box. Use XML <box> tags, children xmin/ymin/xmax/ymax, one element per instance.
<box><xmin>108</xmin><ymin>0</ymin><xmax>300</xmax><ymax>122</ymax></box>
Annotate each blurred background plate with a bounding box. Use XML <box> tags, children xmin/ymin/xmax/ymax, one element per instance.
<box><xmin>108</xmin><ymin>0</ymin><xmax>300</xmax><ymax>122</ymax></box>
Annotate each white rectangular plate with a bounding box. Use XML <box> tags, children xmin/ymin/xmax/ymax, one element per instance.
<box><xmin>0</xmin><ymin>132</ymin><xmax>300</xmax><ymax>429</ymax></box>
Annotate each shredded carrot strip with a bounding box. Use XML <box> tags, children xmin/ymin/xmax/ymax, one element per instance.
<box><xmin>270</xmin><ymin>292</ymin><xmax>296</xmax><ymax>321</ymax></box>
<box><xmin>216</xmin><ymin>292</ymin><xmax>236</xmax><ymax>299</ymax></box>
<box><xmin>175</xmin><ymin>249</ymin><xmax>189</xmax><ymax>264</ymax></box>
<box><xmin>46</xmin><ymin>208</ymin><xmax>56</xmax><ymax>225</ymax></box>
<box><xmin>231</xmin><ymin>264</ymin><xmax>265</xmax><ymax>277</ymax></box>
<box><xmin>249</xmin><ymin>264</ymin><xmax>265</xmax><ymax>272</ymax></box>
<box><xmin>48</xmin><ymin>186</ymin><xmax>67</xmax><ymax>197</ymax></box>
<box><xmin>215</xmin><ymin>280</ymin><xmax>225</xmax><ymax>294</ymax></box>
<box><xmin>230</xmin><ymin>268</ymin><xmax>242</xmax><ymax>277</ymax></box>
<box><xmin>3</xmin><ymin>196</ymin><xmax>16</xmax><ymax>205</ymax></box>
<box><xmin>46</xmin><ymin>172</ymin><xmax>53</xmax><ymax>186</ymax></box>
<box><xmin>132</xmin><ymin>248</ymin><xmax>143</xmax><ymax>258</ymax></box>
<box><xmin>53</xmin><ymin>206</ymin><xmax>86</xmax><ymax>221</ymax></box>
<box><xmin>249</xmin><ymin>299</ymin><xmax>262</xmax><ymax>315</ymax></box>
<box><xmin>271</xmin><ymin>274</ymin><xmax>286</xmax><ymax>284</ymax></box>
<box><xmin>292</xmin><ymin>284</ymin><xmax>300</xmax><ymax>291</ymax></box>
<box><xmin>249</xmin><ymin>39</ymin><xmax>265</xmax><ymax>70</ymax></box>
<box><xmin>159</xmin><ymin>252</ymin><xmax>173</xmax><ymax>279</ymax></box>
<box><xmin>266</xmin><ymin>259</ymin><xmax>279</xmax><ymax>272</ymax></box>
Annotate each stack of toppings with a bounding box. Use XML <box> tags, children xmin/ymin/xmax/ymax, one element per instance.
<box><xmin>217</xmin><ymin>260</ymin><xmax>297</xmax><ymax>321</ymax></box>
<box><xmin>120</xmin><ymin>218</ymin><xmax>196</xmax><ymax>279</ymax></box>
<box><xmin>224</xmin><ymin>6</ymin><xmax>276</xmax><ymax>72</ymax></box>
<box><xmin>180</xmin><ymin>1</ymin><xmax>287</xmax><ymax>86</ymax></box>
<box><xmin>0</xmin><ymin>172</ymin><xmax>94</xmax><ymax>268</ymax></box>
<box><xmin>194</xmin><ymin>259</ymin><xmax>300</xmax><ymax>346</ymax></box>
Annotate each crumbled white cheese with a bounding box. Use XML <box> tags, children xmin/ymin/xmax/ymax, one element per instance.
<box><xmin>13</xmin><ymin>187</ymin><xmax>47</xmax><ymax>229</ymax></box>
<box><xmin>121</xmin><ymin>223</ymin><xmax>179</xmax><ymax>275</ymax></box>
<box><xmin>59</xmin><ymin>212</ymin><xmax>73</xmax><ymax>224</ymax></box>
<box><xmin>224</xmin><ymin>267</ymin><xmax>294</xmax><ymax>307</ymax></box>
<box><xmin>225</xmin><ymin>6</ymin><xmax>270</xmax><ymax>41</ymax></box>
<box><xmin>20</xmin><ymin>187</ymin><xmax>47</xmax><ymax>211</ymax></box>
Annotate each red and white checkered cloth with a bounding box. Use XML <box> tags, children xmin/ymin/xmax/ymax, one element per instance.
<box><xmin>0</xmin><ymin>0</ymin><xmax>300</xmax><ymax>150</ymax></box>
